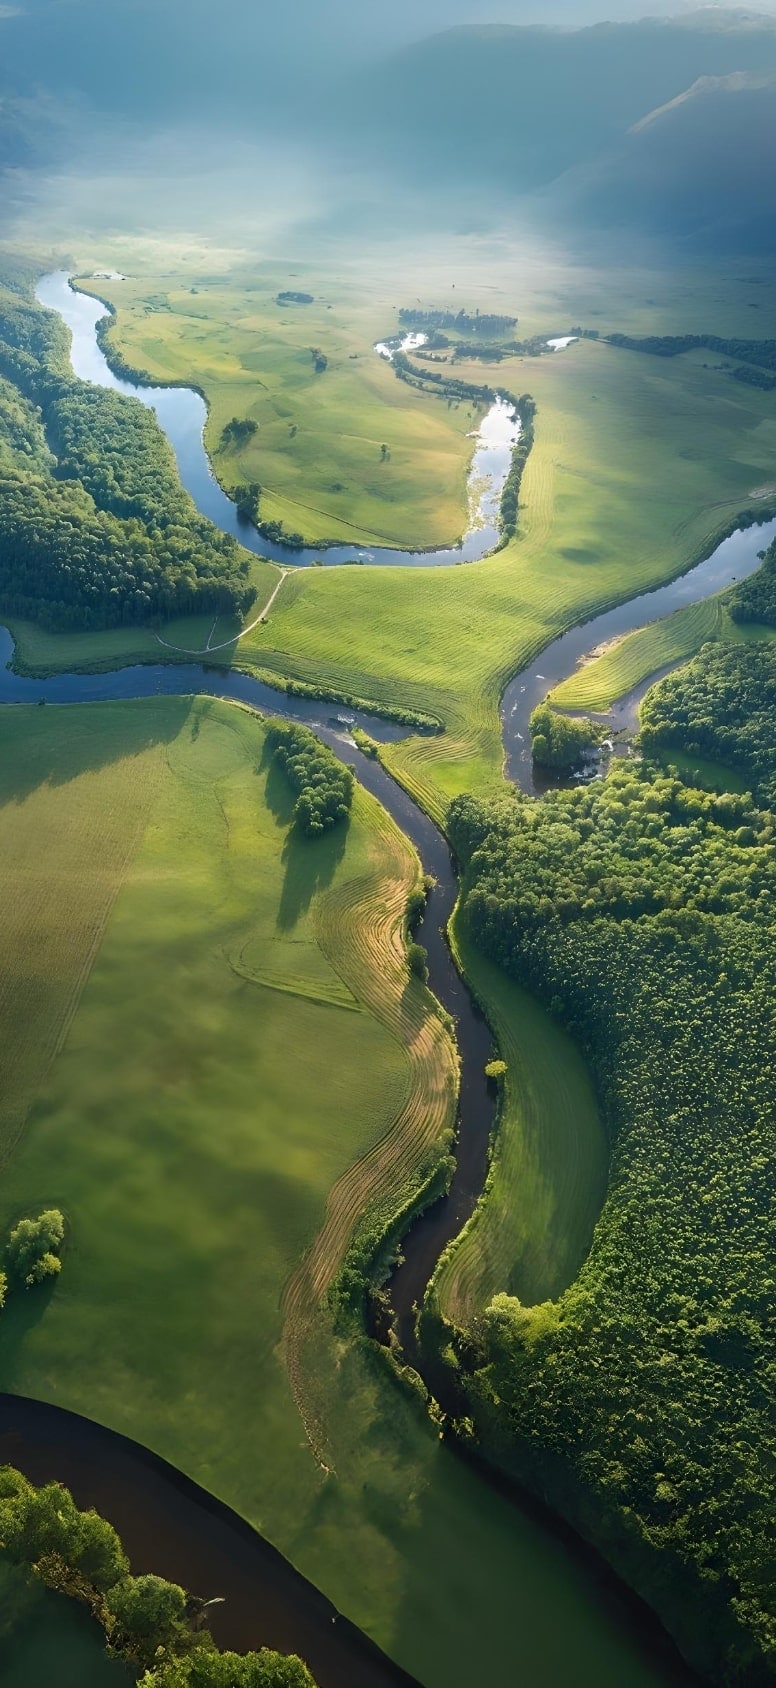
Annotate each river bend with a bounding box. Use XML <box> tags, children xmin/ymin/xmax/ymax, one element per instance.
<box><xmin>2</xmin><ymin>271</ymin><xmax>766</xmax><ymax>1686</ymax></box>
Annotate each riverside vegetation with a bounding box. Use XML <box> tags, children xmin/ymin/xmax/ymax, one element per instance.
<box><xmin>0</xmin><ymin>1467</ymin><xmax>314</xmax><ymax>1686</ymax></box>
<box><xmin>1</xmin><ymin>246</ymin><xmax>776</xmax><ymax>1684</ymax></box>
<box><xmin>442</xmin><ymin>692</ymin><xmax>776</xmax><ymax>1682</ymax></box>
<box><xmin>0</xmin><ymin>284</ymin><xmax>252</xmax><ymax>628</ymax></box>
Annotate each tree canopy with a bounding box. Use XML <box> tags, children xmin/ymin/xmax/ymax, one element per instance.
<box><xmin>448</xmin><ymin>756</ymin><xmax>776</xmax><ymax>1677</ymax></box>
<box><xmin>0</xmin><ymin>291</ymin><xmax>252</xmax><ymax>631</ymax></box>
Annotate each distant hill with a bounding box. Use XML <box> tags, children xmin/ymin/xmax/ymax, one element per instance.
<box><xmin>344</xmin><ymin>11</ymin><xmax>776</xmax><ymax>197</ymax></box>
<box><xmin>3</xmin><ymin>4</ymin><xmax>776</xmax><ymax>253</ymax></box>
<box><xmin>549</xmin><ymin>70</ymin><xmax>776</xmax><ymax>250</ymax></box>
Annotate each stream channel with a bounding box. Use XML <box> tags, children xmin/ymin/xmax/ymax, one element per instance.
<box><xmin>1</xmin><ymin>273</ymin><xmax>771</xmax><ymax>1686</ymax></box>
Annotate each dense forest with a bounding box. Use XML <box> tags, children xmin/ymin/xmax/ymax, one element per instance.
<box><xmin>446</xmin><ymin>758</ymin><xmax>776</xmax><ymax>1682</ymax></box>
<box><xmin>0</xmin><ymin>289</ymin><xmax>252</xmax><ymax>630</ymax></box>
<box><xmin>640</xmin><ymin>641</ymin><xmax>776</xmax><ymax>807</ymax></box>
<box><xmin>729</xmin><ymin>537</ymin><xmax>776</xmax><ymax>627</ymax></box>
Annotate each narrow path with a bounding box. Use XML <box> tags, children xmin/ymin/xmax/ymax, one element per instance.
<box><xmin>155</xmin><ymin>569</ymin><xmax>292</xmax><ymax>657</ymax></box>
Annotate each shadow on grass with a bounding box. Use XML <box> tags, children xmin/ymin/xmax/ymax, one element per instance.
<box><xmin>0</xmin><ymin>1277</ymin><xmax>59</xmax><ymax>1394</ymax></box>
<box><xmin>260</xmin><ymin>741</ymin><xmax>349</xmax><ymax>931</ymax></box>
<box><xmin>277</xmin><ymin>825</ymin><xmax>348</xmax><ymax>932</ymax></box>
<box><xmin>0</xmin><ymin>696</ymin><xmax>192</xmax><ymax>808</ymax></box>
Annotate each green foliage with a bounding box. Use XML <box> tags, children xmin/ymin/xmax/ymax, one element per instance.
<box><xmin>0</xmin><ymin>292</ymin><xmax>252</xmax><ymax>630</ymax></box>
<box><xmin>405</xmin><ymin>886</ymin><xmax>427</xmax><ymax>930</ymax></box>
<box><xmin>140</xmin><ymin>1645</ymin><xmax>316</xmax><ymax>1686</ymax></box>
<box><xmin>499</xmin><ymin>394</ymin><xmax>535</xmax><ymax>538</ymax></box>
<box><xmin>407</xmin><ymin>941</ymin><xmax>429</xmax><ymax>981</ymax></box>
<box><xmin>608</xmin><ymin>331</ymin><xmax>776</xmax><ymax>371</ymax></box>
<box><xmin>0</xmin><ymin>1469</ymin><xmax>128</xmax><ymax>1594</ymax></box>
<box><xmin>221</xmin><ymin>416</ymin><xmax>258</xmax><ymax>448</ymax></box>
<box><xmin>449</xmin><ymin>763</ymin><xmax>776</xmax><ymax>1673</ymax></box>
<box><xmin>105</xmin><ymin>1574</ymin><xmax>189</xmax><ymax>1666</ymax></box>
<box><xmin>529</xmin><ymin>703</ymin><xmax>600</xmax><ymax>770</ymax></box>
<box><xmin>0</xmin><ymin>1467</ymin><xmax>317</xmax><ymax>1682</ymax></box>
<box><xmin>640</xmin><ymin>641</ymin><xmax>776</xmax><ymax>805</ymax></box>
<box><xmin>276</xmin><ymin>292</ymin><xmax>314</xmax><ymax>307</ymax></box>
<box><xmin>730</xmin><ymin>537</ymin><xmax>776</xmax><ymax>627</ymax></box>
<box><xmin>484</xmin><ymin>1060</ymin><xmax>507</xmax><ymax>1086</ymax></box>
<box><xmin>265</xmin><ymin>719</ymin><xmax>354</xmax><ymax>836</ymax></box>
<box><xmin>6</xmin><ymin>1208</ymin><xmax>64</xmax><ymax>1286</ymax></box>
<box><xmin>399</xmin><ymin>309</ymin><xmax>517</xmax><ymax>337</ymax></box>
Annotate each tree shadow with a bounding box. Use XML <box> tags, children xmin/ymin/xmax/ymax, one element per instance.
<box><xmin>277</xmin><ymin>823</ymin><xmax>349</xmax><ymax>932</ymax></box>
<box><xmin>259</xmin><ymin>739</ymin><xmax>350</xmax><ymax>931</ymax></box>
<box><xmin>0</xmin><ymin>1277</ymin><xmax>59</xmax><ymax>1393</ymax></box>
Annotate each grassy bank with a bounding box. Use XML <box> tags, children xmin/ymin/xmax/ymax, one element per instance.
<box><xmin>81</xmin><ymin>271</ymin><xmax>475</xmax><ymax>550</ymax></box>
<box><xmin>550</xmin><ymin>602</ymin><xmax>776</xmax><ymax>714</ymax></box>
<box><xmin>14</xmin><ymin>306</ymin><xmax>776</xmax><ymax>822</ymax></box>
<box><xmin>0</xmin><ymin>698</ymin><xmax>678</xmax><ymax>1688</ymax></box>
<box><xmin>433</xmin><ymin>916</ymin><xmax>608</xmax><ymax>1327</ymax></box>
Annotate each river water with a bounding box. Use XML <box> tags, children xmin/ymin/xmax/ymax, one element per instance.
<box><xmin>35</xmin><ymin>273</ymin><xmax>520</xmax><ymax>567</ymax></box>
<box><xmin>4</xmin><ymin>271</ymin><xmax>762</xmax><ymax>1686</ymax></box>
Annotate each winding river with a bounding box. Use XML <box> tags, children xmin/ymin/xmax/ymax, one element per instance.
<box><xmin>35</xmin><ymin>273</ymin><xmax>520</xmax><ymax>568</ymax></box>
<box><xmin>4</xmin><ymin>273</ymin><xmax>770</xmax><ymax>1686</ymax></box>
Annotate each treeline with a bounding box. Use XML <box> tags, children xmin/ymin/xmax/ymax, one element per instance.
<box><xmin>266</xmin><ymin>720</ymin><xmax>353</xmax><ymax>836</ymax></box>
<box><xmin>499</xmin><ymin>394</ymin><xmax>535</xmax><ymax>538</ymax></box>
<box><xmin>399</xmin><ymin>308</ymin><xmax>517</xmax><ymax>337</ymax></box>
<box><xmin>640</xmin><ymin>640</ymin><xmax>776</xmax><ymax>807</ymax></box>
<box><xmin>392</xmin><ymin>350</ymin><xmax>499</xmax><ymax>407</ymax></box>
<box><xmin>729</xmin><ymin>536</ymin><xmax>776</xmax><ymax>626</ymax></box>
<box><xmin>0</xmin><ymin>1467</ymin><xmax>315</xmax><ymax>1686</ymax></box>
<box><xmin>447</xmin><ymin>763</ymin><xmax>776</xmax><ymax>1681</ymax></box>
<box><xmin>608</xmin><ymin>330</ymin><xmax>776</xmax><ymax>373</ymax></box>
<box><xmin>392</xmin><ymin>348</ymin><xmax>536</xmax><ymax>545</ymax></box>
<box><xmin>0</xmin><ymin>289</ymin><xmax>252</xmax><ymax>630</ymax></box>
<box><xmin>732</xmin><ymin>364</ymin><xmax>776</xmax><ymax>391</ymax></box>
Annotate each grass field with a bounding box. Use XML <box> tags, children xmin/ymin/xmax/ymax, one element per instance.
<box><xmin>0</xmin><ymin>698</ymin><xmax>676</xmax><ymax>1688</ymax></box>
<box><xmin>82</xmin><ymin>269</ymin><xmax>476</xmax><ymax>550</ymax></box>
<box><xmin>550</xmin><ymin>599</ymin><xmax>726</xmax><ymax>713</ymax></box>
<box><xmin>550</xmin><ymin>602</ymin><xmax>776</xmax><ymax>714</ymax></box>
<box><xmin>432</xmin><ymin>918</ymin><xmax>608</xmax><ymax>1328</ymax></box>
<box><xmin>12</xmin><ymin>326</ymin><xmax>776</xmax><ymax>825</ymax></box>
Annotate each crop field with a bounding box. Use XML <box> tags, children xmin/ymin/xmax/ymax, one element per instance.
<box><xmin>0</xmin><ymin>698</ymin><xmax>674</xmax><ymax>1688</ymax></box>
<box><xmin>550</xmin><ymin>601</ymin><xmax>776</xmax><ymax>714</ymax></box>
<box><xmin>433</xmin><ymin>918</ymin><xmax>608</xmax><ymax>1327</ymax></box>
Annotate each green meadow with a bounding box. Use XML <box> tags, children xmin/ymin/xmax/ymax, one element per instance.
<box><xmin>551</xmin><ymin>597</ymin><xmax>776</xmax><ymax>710</ymax></box>
<box><xmin>433</xmin><ymin>918</ymin><xmax>609</xmax><ymax>1327</ymax></box>
<box><xmin>19</xmin><ymin>292</ymin><xmax>776</xmax><ymax>825</ymax></box>
<box><xmin>0</xmin><ymin>698</ymin><xmax>678</xmax><ymax>1688</ymax></box>
<box><xmin>83</xmin><ymin>269</ymin><xmax>475</xmax><ymax>550</ymax></box>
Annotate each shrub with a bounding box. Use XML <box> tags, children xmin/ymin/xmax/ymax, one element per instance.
<box><xmin>105</xmin><ymin>1574</ymin><xmax>189</xmax><ymax>1665</ymax></box>
<box><xmin>6</xmin><ymin>1209</ymin><xmax>64</xmax><ymax>1287</ymax></box>
<box><xmin>407</xmin><ymin>942</ymin><xmax>429</xmax><ymax>981</ymax></box>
